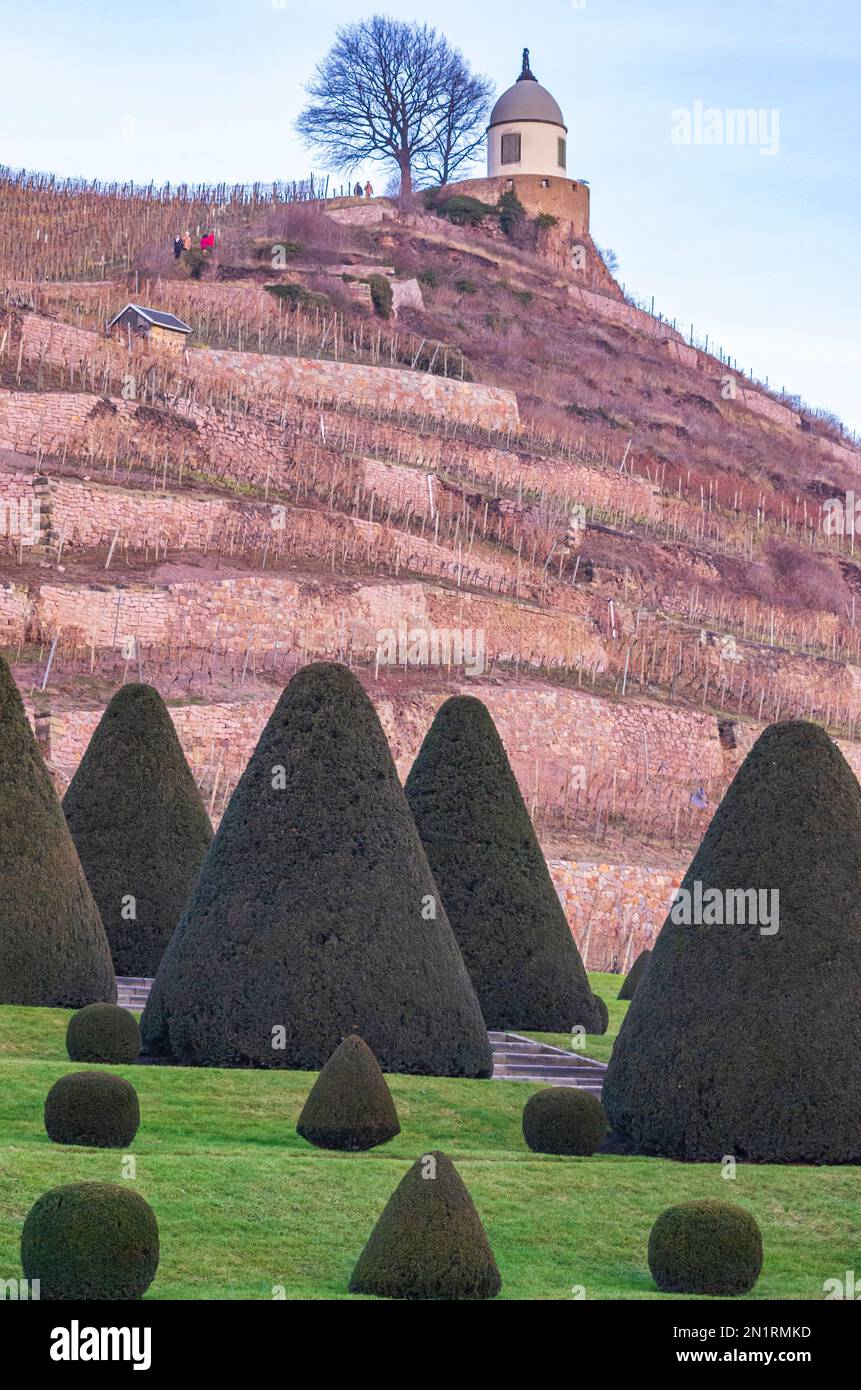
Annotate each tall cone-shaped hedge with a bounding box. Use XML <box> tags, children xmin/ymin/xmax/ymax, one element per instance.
<box><xmin>63</xmin><ymin>684</ymin><xmax>212</xmax><ymax>977</ymax></box>
<box><xmin>0</xmin><ymin>658</ymin><xmax>115</xmax><ymax>1006</ymax></box>
<box><xmin>142</xmin><ymin>664</ymin><xmax>491</xmax><ymax>1076</ymax></box>
<box><xmin>405</xmin><ymin>697</ymin><xmax>601</xmax><ymax>1032</ymax></box>
<box><xmin>618</xmin><ymin>949</ymin><xmax>651</xmax><ymax>1000</ymax></box>
<box><xmin>349</xmin><ymin>1151</ymin><xmax>501</xmax><ymax>1299</ymax></box>
<box><xmin>603</xmin><ymin>721</ymin><xmax>861</xmax><ymax>1163</ymax></box>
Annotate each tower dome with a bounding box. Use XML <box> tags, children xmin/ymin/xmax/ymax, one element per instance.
<box><xmin>487</xmin><ymin>50</ymin><xmax>568</xmax><ymax>178</ymax></box>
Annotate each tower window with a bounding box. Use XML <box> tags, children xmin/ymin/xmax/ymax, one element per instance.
<box><xmin>558</xmin><ymin>138</ymin><xmax>567</xmax><ymax>169</ymax></box>
<box><xmin>501</xmin><ymin>133</ymin><xmax>521</xmax><ymax>164</ymax></box>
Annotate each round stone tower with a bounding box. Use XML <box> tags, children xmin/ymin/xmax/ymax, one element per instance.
<box><xmin>487</xmin><ymin>49</ymin><xmax>568</xmax><ymax>179</ymax></box>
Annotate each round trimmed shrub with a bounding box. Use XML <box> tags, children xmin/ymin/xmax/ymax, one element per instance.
<box><xmin>21</xmin><ymin>1182</ymin><xmax>158</xmax><ymax>1299</ymax></box>
<box><xmin>522</xmin><ymin>1086</ymin><xmax>608</xmax><ymax>1156</ymax></box>
<box><xmin>591</xmin><ymin>994</ymin><xmax>609</xmax><ymax>1034</ymax></box>
<box><xmin>297</xmin><ymin>1035</ymin><xmax>400</xmax><ymax>1151</ymax></box>
<box><xmin>349</xmin><ymin>1151</ymin><xmax>500</xmax><ymax>1300</ymax></box>
<box><xmin>44</xmin><ymin>1072</ymin><xmax>140</xmax><ymax>1148</ymax></box>
<box><xmin>66</xmin><ymin>1002</ymin><xmax>141</xmax><ymax>1064</ymax></box>
<box><xmin>648</xmin><ymin>1200</ymin><xmax>763</xmax><ymax>1295</ymax></box>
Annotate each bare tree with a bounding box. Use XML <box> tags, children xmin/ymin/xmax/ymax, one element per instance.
<box><xmin>296</xmin><ymin>16</ymin><xmax>492</xmax><ymax>196</ymax></box>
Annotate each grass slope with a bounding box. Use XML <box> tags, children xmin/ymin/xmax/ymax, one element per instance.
<box><xmin>523</xmin><ymin>970</ymin><xmax>627</xmax><ymax>1063</ymax></box>
<box><xmin>0</xmin><ymin>982</ymin><xmax>856</xmax><ymax>1301</ymax></box>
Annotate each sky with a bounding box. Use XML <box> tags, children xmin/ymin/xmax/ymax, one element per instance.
<box><xmin>1</xmin><ymin>0</ymin><xmax>858</xmax><ymax>432</ymax></box>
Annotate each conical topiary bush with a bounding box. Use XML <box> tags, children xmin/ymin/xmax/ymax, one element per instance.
<box><xmin>297</xmin><ymin>1034</ymin><xmax>400</xmax><ymax>1151</ymax></box>
<box><xmin>142</xmin><ymin>663</ymin><xmax>492</xmax><ymax>1076</ymax></box>
<box><xmin>618</xmin><ymin>949</ymin><xmax>651</xmax><ymax>1000</ymax></box>
<box><xmin>349</xmin><ymin>1151</ymin><xmax>501</xmax><ymax>1300</ymax></box>
<box><xmin>0</xmin><ymin>658</ymin><xmax>115</xmax><ymax>1007</ymax></box>
<box><xmin>63</xmin><ymin>684</ymin><xmax>212</xmax><ymax>977</ymax></box>
<box><xmin>405</xmin><ymin>696</ymin><xmax>601</xmax><ymax>1032</ymax></box>
<box><xmin>603</xmin><ymin>721</ymin><xmax>861</xmax><ymax>1163</ymax></box>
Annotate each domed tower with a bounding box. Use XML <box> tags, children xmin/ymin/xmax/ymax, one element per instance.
<box><xmin>487</xmin><ymin>49</ymin><xmax>568</xmax><ymax>178</ymax></box>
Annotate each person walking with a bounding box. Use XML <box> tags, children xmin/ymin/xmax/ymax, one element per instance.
<box><xmin>364</xmin><ymin>181</ymin><xmax>373</xmax><ymax>198</ymax></box>
<box><xmin>353</xmin><ymin>181</ymin><xmax>363</xmax><ymax>197</ymax></box>
<box><xmin>173</xmin><ymin>234</ymin><xmax>184</xmax><ymax>260</ymax></box>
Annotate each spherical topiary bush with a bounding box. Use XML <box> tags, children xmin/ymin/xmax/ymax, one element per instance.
<box><xmin>66</xmin><ymin>1002</ymin><xmax>141</xmax><ymax>1064</ymax></box>
<box><xmin>44</xmin><ymin>1072</ymin><xmax>140</xmax><ymax>1148</ymax></box>
<box><xmin>522</xmin><ymin>1086</ymin><xmax>609</xmax><ymax>1156</ymax></box>
<box><xmin>648</xmin><ymin>1200</ymin><xmax>763</xmax><ymax>1296</ymax></box>
<box><xmin>21</xmin><ymin>1182</ymin><xmax>158</xmax><ymax>1300</ymax></box>
<box><xmin>591</xmin><ymin>994</ymin><xmax>609</xmax><ymax>1034</ymax></box>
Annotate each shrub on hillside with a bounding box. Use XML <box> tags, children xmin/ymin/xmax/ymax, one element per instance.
<box><xmin>497</xmin><ymin>190</ymin><xmax>526</xmax><ymax>240</ymax></box>
<box><xmin>522</xmin><ymin>1087</ymin><xmax>608</xmax><ymax>1156</ymax></box>
<box><xmin>349</xmin><ymin>1151</ymin><xmax>501</xmax><ymax>1299</ymax></box>
<box><xmin>368</xmin><ymin>274</ymin><xmax>394</xmax><ymax>320</ymax></box>
<box><xmin>141</xmin><ymin>663</ymin><xmax>492</xmax><ymax>1077</ymax></box>
<box><xmin>618</xmin><ymin>950</ymin><xmax>651</xmax><ymax>1001</ymax></box>
<box><xmin>66</xmin><ymin>1003</ymin><xmax>140</xmax><ymax>1064</ymax></box>
<box><xmin>264</xmin><ymin>282</ymin><xmax>330</xmax><ymax>312</ymax></box>
<box><xmin>21</xmin><ymin>1183</ymin><xmax>158</xmax><ymax>1300</ymax></box>
<box><xmin>405</xmin><ymin>696</ymin><xmax>602</xmax><ymax>1032</ymax></box>
<box><xmin>63</xmin><ymin>683</ymin><xmax>213</xmax><ymax>978</ymax></box>
<box><xmin>603</xmin><ymin>721</ymin><xmax>861</xmax><ymax>1162</ymax></box>
<box><xmin>434</xmin><ymin>195</ymin><xmax>495</xmax><ymax>227</ymax></box>
<box><xmin>0</xmin><ymin>657</ymin><xmax>115</xmax><ymax>1008</ymax></box>
<box><xmin>44</xmin><ymin>1072</ymin><xmax>140</xmax><ymax>1149</ymax></box>
<box><xmin>648</xmin><ymin>1201</ymin><xmax>763</xmax><ymax>1296</ymax></box>
<box><xmin>297</xmin><ymin>1034</ymin><xmax>400</xmax><ymax>1151</ymax></box>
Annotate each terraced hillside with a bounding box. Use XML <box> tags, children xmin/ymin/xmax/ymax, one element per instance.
<box><xmin>1</xmin><ymin>171</ymin><xmax>859</xmax><ymax>971</ymax></box>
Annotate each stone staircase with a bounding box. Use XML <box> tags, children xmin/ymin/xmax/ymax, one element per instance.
<box><xmin>490</xmin><ymin>1030</ymin><xmax>607</xmax><ymax>1096</ymax></box>
<box><xmin>115</xmin><ymin>977</ymin><xmax>153</xmax><ymax>1012</ymax></box>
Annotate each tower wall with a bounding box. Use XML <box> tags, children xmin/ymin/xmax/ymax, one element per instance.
<box><xmin>443</xmin><ymin>174</ymin><xmax>590</xmax><ymax>237</ymax></box>
<box><xmin>487</xmin><ymin>121</ymin><xmax>567</xmax><ymax>178</ymax></box>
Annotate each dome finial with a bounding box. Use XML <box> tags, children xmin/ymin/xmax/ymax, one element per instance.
<box><xmin>518</xmin><ymin>48</ymin><xmax>537</xmax><ymax>82</ymax></box>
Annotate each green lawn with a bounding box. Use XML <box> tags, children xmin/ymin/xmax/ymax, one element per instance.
<box><xmin>522</xmin><ymin>968</ymin><xmax>627</xmax><ymax>1063</ymax></box>
<box><xmin>0</xmin><ymin>980</ymin><xmax>856</xmax><ymax>1301</ymax></box>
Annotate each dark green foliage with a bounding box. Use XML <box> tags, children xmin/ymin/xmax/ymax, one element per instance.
<box><xmin>648</xmin><ymin>1200</ymin><xmax>763</xmax><ymax>1296</ymax></box>
<box><xmin>297</xmin><ymin>1034</ymin><xmax>400</xmax><ymax>1151</ymax></box>
<box><xmin>63</xmin><ymin>684</ymin><xmax>213</xmax><ymax>978</ymax></box>
<box><xmin>603</xmin><ymin>722</ymin><xmax>861</xmax><ymax>1162</ymax></box>
<box><xmin>434</xmin><ymin>194</ymin><xmax>494</xmax><ymax>227</ymax></box>
<box><xmin>368</xmin><ymin>274</ymin><xmax>393</xmax><ymax>319</ymax></box>
<box><xmin>0</xmin><ymin>657</ymin><xmax>115</xmax><ymax>1008</ymax></box>
<box><xmin>44</xmin><ymin>1071</ymin><xmax>140</xmax><ymax>1148</ymax></box>
<box><xmin>521</xmin><ymin>1087</ymin><xmax>608</xmax><ymax>1156</ymax></box>
<box><xmin>182</xmin><ymin>248</ymin><xmax>207</xmax><ymax>279</ymax></box>
<box><xmin>618</xmin><ymin>949</ymin><xmax>651</xmax><ymax>1000</ymax></box>
<box><xmin>252</xmin><ymin>237</ymin><xmax>302</xmax><ymax>262</ymax></box>
<box><xmin>591</xmin><ymin>993</ymin><xmax>609</xmax><ymax>1034</ymax></box>
<box><xmin>418</xmin><ymin>267</ymin><xmax>439</xmax><ymax>289</ymax></box>
<box><xmin>142</xmin><ymin>663</ymin><xmax>492</xmax><ymax>1076</ymax></box>
<box><xmin>264</xmin><ymin>282</ymin><xmax>330</xmax><ymax>311</ymax></box>
<box><xmin>349</xmin><ymin>1151</ymin><xmax>501</xmax><ymax>1300</ymax></box>
<box><xmin>405</xmin><ymin>697</ymin><xmax>601</xmax><ymax>1032</ymax></box>
<box><xmin>21</xmin><ymin>1182</ymin><xmax>158</xmax><ymax>1299</ymax></box>
<box><xmin>454</xmin><ymin>277</ymin><xmax>478</xmax><ymax>295</ymax></box>
<box><xmin>497</xmin><ymin>190</ymin><xmax>526</xmax><ymax>238</ymax></box>
<box><xmin>66</xmin><ymin>1003</ymin><xmax>140</xmax><ymax>1064</ymax></box>
<box><xmin>536</xmin><ymin>212</ymin><xmax>558</xmax><ymax>230</ymax></box>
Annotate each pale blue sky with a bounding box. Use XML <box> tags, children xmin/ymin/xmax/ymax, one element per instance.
<box><xmin>1</xmin><ymin>0</ymin><xmax>858</xmax><ymax>432</ymax></box>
